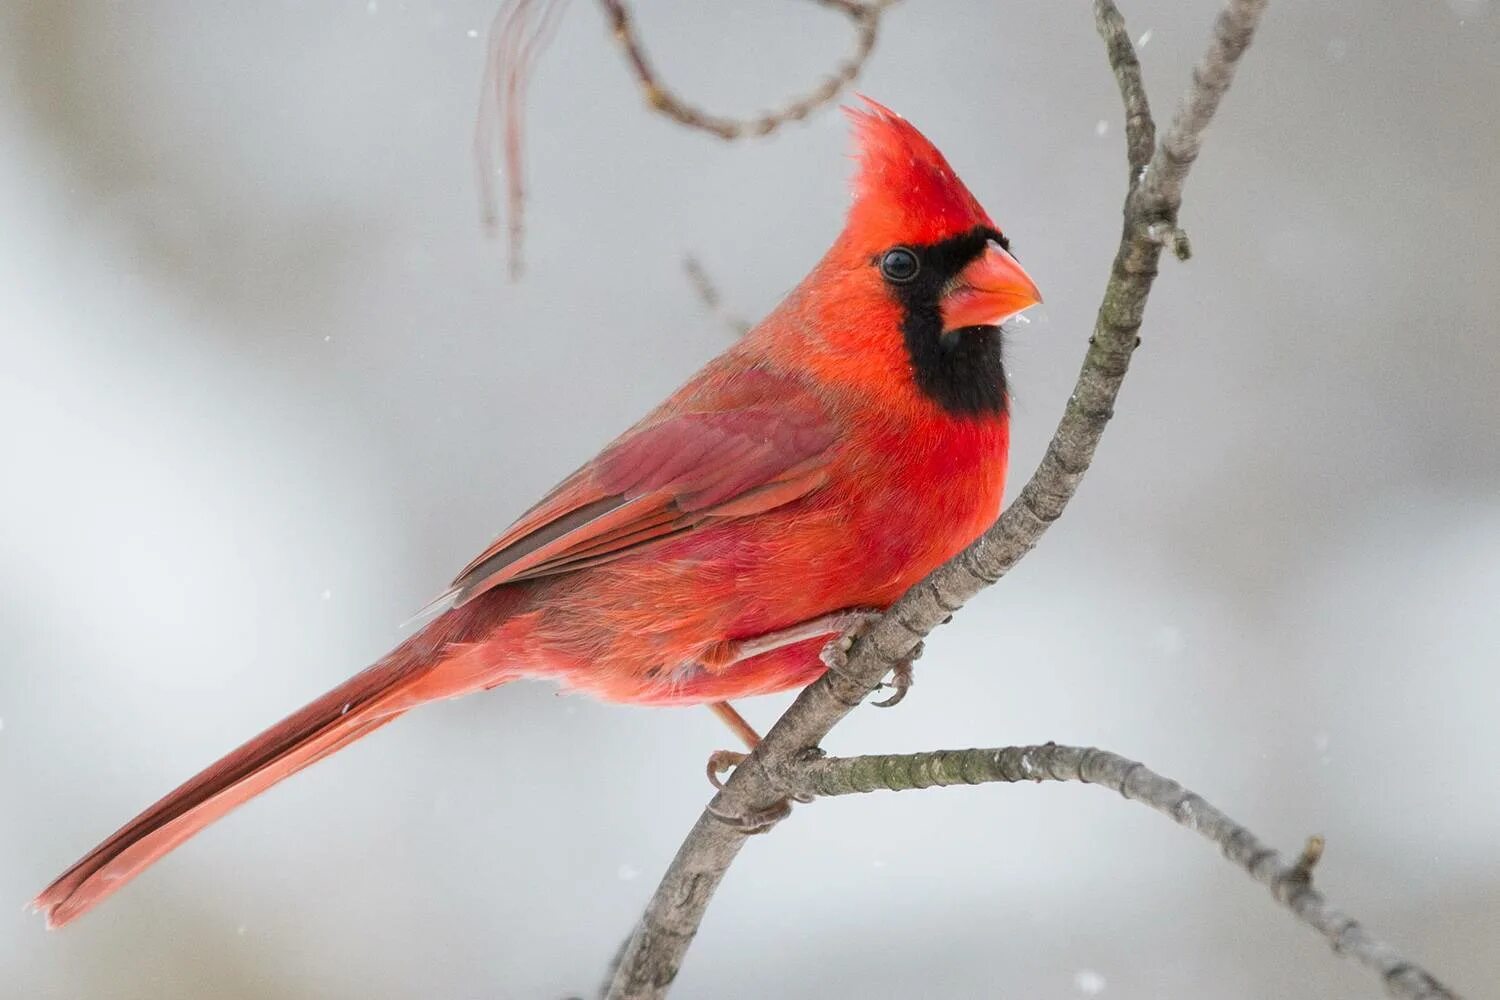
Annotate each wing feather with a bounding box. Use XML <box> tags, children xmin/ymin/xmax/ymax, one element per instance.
<box><xmin>445</xmin><ymin>401</ymin><xmax>838</xmax><ymax>606</ymax></box>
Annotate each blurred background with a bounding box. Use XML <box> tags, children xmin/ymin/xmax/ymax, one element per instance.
<box><xmin>2</xmin><ymin>1</ymin><xmax>1496</xmax><ymax>997</ymax></box>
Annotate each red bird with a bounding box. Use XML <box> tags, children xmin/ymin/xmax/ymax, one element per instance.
<box><xmin>33</xmin><ymin>99</ymin><xmax>1040</xmax><ymax>928</ymax></box>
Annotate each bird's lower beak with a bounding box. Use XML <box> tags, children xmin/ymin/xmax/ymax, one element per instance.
<box><xmin>939</xmin><ymin>242</ymin><xmax>1043</xmax><ymax>334</ymax></box>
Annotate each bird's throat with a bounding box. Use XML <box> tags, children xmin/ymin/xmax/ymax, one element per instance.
<box><xmin>903</xmin><ymin>318</ymin><xmax>1007</xmax><ymax>416</ymax></box>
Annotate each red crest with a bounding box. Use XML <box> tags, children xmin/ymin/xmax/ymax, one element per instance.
<box><xmin>843</xmin><ymin>96</ymin><xmax>997</xmax><ymax>248</ymax></box>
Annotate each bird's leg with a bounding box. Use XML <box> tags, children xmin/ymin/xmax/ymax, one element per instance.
<box><xmin>708</xmin><ymin>701</ymin><xmax>761</xmax><ymax>750</ymax></box>
<box><xmin>698</xmin><ymin>607</ymin><xmax>885</xmax><ymax>672</ymax></box>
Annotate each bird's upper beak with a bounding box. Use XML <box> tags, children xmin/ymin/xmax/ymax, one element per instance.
<box><xmin>939</xmin><ymin>241</ymin><xmax>1043</xmax><ymax>334</ymax></box>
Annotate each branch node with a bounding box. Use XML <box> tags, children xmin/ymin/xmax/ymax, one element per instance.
<box><xmin>1116</xmin><ymin>761</ymin><xmax>1147</xmax><ymax>800</ymax></box>
<box><xmin>1145</xmin><ymin>220</ymin><xmax>1193</xmax><ymax>260</ymax></box>
<box><xmin>1288</xmin><ymin>834</ymin><xmax>1325</xmax><ymax>883</ymax></box>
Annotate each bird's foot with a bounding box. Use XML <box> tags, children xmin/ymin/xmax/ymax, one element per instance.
<box><xmin>872</xmin><ymin>654</ymin><xmax>918</xmax><ymax>708</ymax></box>
<box><xmin>704</xmin><ymin>748</ymin><xmax>809</xmax><ymax>832</ymax></box>
<box><xmin>705</xmin><ymin>748</ymin><xmax>812</xmax><ymax>799</ymax></box>
<box><xmin>819</xmin><ymin>615</ymin><xmax>923</xmax><ymax>709</ymax></box>
<box><xmin>706</xmin><ymin>795</ymin><xmax>794</xmax><ymax>834</ymax></box>
<box><xmin>706</xmin><ymin>749</ymin><xmax>746</xmax><ymax>790</ymax></box>
<box><xmin>816</xmin><ymin>610</ymin><xmax>884</xmax><ymax>677</ymax></box>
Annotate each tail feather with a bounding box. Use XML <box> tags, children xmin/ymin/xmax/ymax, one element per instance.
<box><xmin>33</xmin><ymin>650</ymin><xmax>436</xmax><ymax>928</ymax></box>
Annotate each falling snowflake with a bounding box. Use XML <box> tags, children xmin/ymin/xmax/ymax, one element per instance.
<box><xmin>1074</xmin><ymin>970</ymin><xmax>1107</xmax><ymax>995</ymax></box>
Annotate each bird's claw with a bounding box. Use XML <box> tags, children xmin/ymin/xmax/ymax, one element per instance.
<box><xmin>705</xmin><ymin>750</ymin><xmax>809</xmax><ymax>830</ymax></box>
<box><xmin>707</xmin><ymin>795</ymin><xmax>794</xmax><ymax>833</ymax></box>
<box><xmin>818</xmin><ymin>632</ymin><xmax>856</xmax><ymax>676</ymax></box>
<box><xmin>822</xmin><ymin>615</ymin><xmax>923</xmax><ymax>708</ymax></box>
<box><xmin>872</xmin><ymin>651</ymin><xmax>919</xmax><ymax>708</ymax></box>
<box><xmin>706</xmin><ymin>749</ymin><xmax>747</xmax><ymax>790</ymax></box>
<box><xmin>818</xmin><ymin>609</ymin><xmax>883</xmax><ymax>678</ymax></box>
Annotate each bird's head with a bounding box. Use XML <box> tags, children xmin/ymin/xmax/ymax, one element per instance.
<box><xmin>791</xmin><ymin>98</ymin><xmax>1041</xmax><ymax>416</ymax></box>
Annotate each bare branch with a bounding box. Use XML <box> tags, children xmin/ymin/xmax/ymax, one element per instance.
<box><xmin>606</xmin><ymin>2</ymin><xmax>1272</xmax><ymax>997</ymax></box>
<box><xmin>1137</xmin><ymin>0</ymin><xmax>1269</xmax><ymax>230</ymax></box>
<box><xmin>682</xmin><ymin>256</ymin><xmax>750</xmax><ymax>338</ymax></box>
<box><xmin>476</xmin><ymin>0</ymin><xmax>896</xmax><ymax>274</ymax></box>
<box><xmin>791</xmin><ymin>745</ymin><xmax>1460</xmax><ymax>1000</ymax></box>
<box><xmin>599</xmin><ymin>0</ymin><xmax>894</xmax><ymax>140</ymax></box>
<box><xmin>1094</xmin><ymin>0</ymin><xmax>1156</xmax><ymax>178</ymax></box>
<box><xmin>603</xmin><ymin>3</ymin><xmax>1272</xmax><ymax>995</ymax></box>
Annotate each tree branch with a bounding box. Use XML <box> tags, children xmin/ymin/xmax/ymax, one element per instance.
<box><xmin>1094</xmin><ymin>0</ymin><xmax>1155</xmax><ymax>179</ymax></box>
<box><xmin>682</xmin><ymin>256</ymin><xmax>750</xmax><ymax>338</ymax></box>
<box><xmin>1140</xmin><ymin>0</ymin><xmax>1267</xmax><ymax>217</ymax></box>
<box><xmin>600</xmin><ymin>0</ymin><xmax>896</xmax><ymax>140</ymax></box>
<box><xmin>476</xmin><ymin>0</ymin><xmax>898</xmax><ymax>273</ymax></box>
<box><xmin>605</xmin><ymin>2</ymin><xmax>1273</xmax><ymax>997</ymax></box>
<box><xmin>790</xmin><ymin>745</ymin><xmax>1459</xmax><ymax>1000</ymax></box>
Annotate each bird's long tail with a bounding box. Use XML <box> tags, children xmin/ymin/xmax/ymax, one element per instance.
<box><xmin>32</xmin><ymin>604</ymin><xmax>513</xmax><ymax>929</ymax></box>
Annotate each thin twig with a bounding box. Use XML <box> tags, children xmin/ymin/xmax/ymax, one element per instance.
<box><xmin>1141</xmin><ymin>0</ymin><xmax>1269</xmax><ymax>211</ymax></box>
<box><xmin>682</xmin><ymin>256</ymin><xmax>750</xmax><ymax>337</ymax></box>
<box><xmin>605</xmin><ymin>3</ymin><xmax>1269</xmax><ymax>997</ymax></box>
<box><xmin>791</xmin><ymin>745</ymin><xmax>1459</xmax><ymax>1000</ymax></box>
<box><xmin>599</xmin><ymin>0</ymin><xmax>894</xmax><ymax>140</ymax></box>
<box><xmin>476</xmin><ymin>0</ymin><xmax>894</xmax><ymax>274</ymax></box>
<box><xmin>1094</xmin><ymin>0</ymin><xmax>1155</xmax><ymax>179</ymax></box>
<box><xmin>1135</xmin><ymin>0</ymin><xmax>1270</xmax><ymax>252</ymax></box>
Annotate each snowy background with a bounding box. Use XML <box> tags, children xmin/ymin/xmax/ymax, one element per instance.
<box><xmin>2</xmin><ymin>1</ymin><xmax>1497</xmax><ymax>997</ymax></box>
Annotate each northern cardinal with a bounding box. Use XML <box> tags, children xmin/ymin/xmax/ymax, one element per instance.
<box><xmin>33</xmin><ymin>98</ymin><xmax>1040</xmax><ymax>928</ymax></box>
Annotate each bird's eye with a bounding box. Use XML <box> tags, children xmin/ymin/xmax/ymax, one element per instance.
<box><xmin>879</xmin><ymin>247</ymin><xmax>920</xmax><ymax>284</ymax></box>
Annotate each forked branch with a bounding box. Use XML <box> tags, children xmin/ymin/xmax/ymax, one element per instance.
<box><xmin>597</xmin><ymin>2</ymin><xmax>1457</xmax><ymax>999</ymax></box>
<box><xmin>605</xmin><ymin>2</ymin><xmax>1272</xmax><ymax>996</ymax></box>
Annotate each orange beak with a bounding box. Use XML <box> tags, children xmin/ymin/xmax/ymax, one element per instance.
<box><xmin>939</xmin><ymin>241</ymin><xmax>1043</xmax><ymax>333</ymax></box>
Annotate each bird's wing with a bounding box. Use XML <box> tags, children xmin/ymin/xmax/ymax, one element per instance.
<box><xmin>443</xmin><ymin>398</ymin><xmax>839</xmax><ymax>607</ymax></box>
